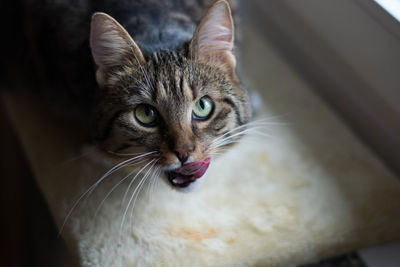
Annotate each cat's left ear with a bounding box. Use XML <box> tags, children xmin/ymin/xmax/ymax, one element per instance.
<box><xmin>90</xmin><ymin>12</ymin><xmax>145</xmax><ymax>85</ymax></box>
<box><xmin>190</xmin><ymin>0</ymin><xmax>236</xmax><ymax>69</ymax></box>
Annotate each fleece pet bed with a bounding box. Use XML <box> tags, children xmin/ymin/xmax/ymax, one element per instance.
<box><xmin>3</xmin><ymin>27</ymin><xmax>400</xmax><ymax>266</ymax></box>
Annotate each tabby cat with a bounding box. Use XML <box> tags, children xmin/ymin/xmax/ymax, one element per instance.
<box><xmin>4</xmin><ymin>0</ymin><xmax>251</xmax><ymax>189</ymax></box>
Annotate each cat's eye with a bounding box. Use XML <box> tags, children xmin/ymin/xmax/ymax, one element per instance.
<box><xmin>193</xmin><ymin>96</ymin><xmax>214</xmax><ymax>120</ymax></box>
<box><xmin>135</xmin><ymin>104</ymin><xmax>158</xmax><ymax>126</ymax></box>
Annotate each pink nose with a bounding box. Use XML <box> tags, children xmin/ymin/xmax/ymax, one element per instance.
<box><xmin>175</xmin><ymin>146</ymin><xmax>194</xmax><ymax>163</ymax></box>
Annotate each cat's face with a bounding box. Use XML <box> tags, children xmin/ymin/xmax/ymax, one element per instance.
<box><xmin>90</xmin><ymin>1</ymin><xmax>251</xmax><ymax>189</ymax></box>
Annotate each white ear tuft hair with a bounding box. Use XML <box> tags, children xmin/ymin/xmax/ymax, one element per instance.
<box><xmin>90</xmin><ymin>12</ymin><xmax>144</xmax><ymax>69</ymax></box>
<box><xmin>191</xmin><ymin>0</ymin><xmax>236</xmax><ymax>69</ymax></box>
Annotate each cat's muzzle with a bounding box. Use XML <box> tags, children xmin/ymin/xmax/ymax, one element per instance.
<box><xmin>167</xmin><ymin>157</ymin><xmax>211</xmax><ymax>188</ymax></box>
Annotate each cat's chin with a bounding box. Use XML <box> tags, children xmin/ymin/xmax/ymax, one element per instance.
<box><xmin>165</xmin><ymin>170</ymin><xmax>203</xmax><ymax>191</ymax></box>
<box><xmin>165</xmin><ymin>174</ymin><xmax>204</xmax><ymax>192</ymax></box>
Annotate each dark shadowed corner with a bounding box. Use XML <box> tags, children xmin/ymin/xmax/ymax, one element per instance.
<box><xmin>0</xmin><ymin>101</ymin><xmax>77</xmax><ymax>267</ymax></box>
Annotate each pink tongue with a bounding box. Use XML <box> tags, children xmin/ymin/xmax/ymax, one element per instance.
<box><xmin>175</xmin><ymin>157</ymin><xmax>211</xmax><ymax>179</ymax></box>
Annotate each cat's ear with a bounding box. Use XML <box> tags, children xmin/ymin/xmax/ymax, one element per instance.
<box><xmin>90</xmin><ymin>13</ymin><xmax>145</xmax><ymax>84</ymax></box>
<box><xmin>190</xmin><ymin>0</ymin><xmax>236</xmax><ymax>69</ymax></box>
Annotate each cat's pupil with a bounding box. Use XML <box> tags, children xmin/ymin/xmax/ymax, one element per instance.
<box><xmin>199</xmin><ymin>99</ymin><xmax>205</xmax><ymax>110</ymax></box>
<box><xmin>145</xmin><ymin>106</ymin><xmax>152</xmax><ymax>117</ymax></box>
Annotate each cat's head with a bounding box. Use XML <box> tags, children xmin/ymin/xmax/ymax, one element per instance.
<box><xmin>90</xmin><ymin>0</ymin><xmax>251</xmax><ymax>190</ymax></box>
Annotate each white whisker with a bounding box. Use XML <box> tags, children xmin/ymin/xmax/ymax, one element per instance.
<box><xmin>119</xmin><ymin>159</ymin><xmax>158</xmax><ymax>237</ymax></box>
<box><xmin>128</xmin><ymin>161</ymin><xmax>159</xmax><ymax>232</ymax></box>
<box><xmin>208</xmin><ymin>117</ymin><xmax>283</xmax><ymax>156</ymax></box>
<box><xmin>121</xmin><ymin>159</ymin><xmax>155</xmax><ymax>205</ymax></box>
<box><xmin>58</xmin><ymin>151</ymin><xmax>157</xmax><ymax>235</ymax></box>
<box><xmin>145</xmin><ymin>166</ymin><xmax>161</xmax><ymax>197</ymax></box>
<box><xmin>213</xmin><ymin>127</ymin><xmax>266</xmax><ymax>147</ymax></box>
<box><xmin>212</xmin><ymin>118</ymin><xmax>280</xmax><ymax>144</ymax></box>
<box><xmin>214</xmin><ymin>131</ymin><xmax>272</xmax><ymax>149</ymax></box>
<box><xmin>93</xmin><ymin>157</ymin><xmax>149</xmax><ymax>219</ymax></box>
<box><xmin>107</xmin><ymin>150</ymin><xmax>152</xmax><ymax>157</ymax></box>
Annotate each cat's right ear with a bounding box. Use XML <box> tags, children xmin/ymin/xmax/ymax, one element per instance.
<box><xmin>90</xmin><ymin>12</ymin><xmax>145</xmax><ymax>85</ymax></box>
<box><xmin>190</xmin><ymin>0</ymin><xmax>236</xmax><ymax>70</ymax></box>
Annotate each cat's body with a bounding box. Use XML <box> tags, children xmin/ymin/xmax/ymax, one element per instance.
<box><xmin>4</xmin><ymin>0</ymin><xmax>251</xmax><ymax>190</ymax></box>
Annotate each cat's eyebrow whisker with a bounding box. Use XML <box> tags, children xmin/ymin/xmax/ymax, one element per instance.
<box><xmin>123</xmin><ymin>84</ymin><xmax>148</xmax><ymax>95</ymax></box>
<box><xmin>126</xmin><ymin>75</ymin><xmax>148</xmax><ymax>90</ymax></box>
<box><xmin>129</xmin><ymin>45</ymin><xmax>155</xmax><ymax>92</ymax></box>
<box><xmin>59</xmin><ymin>151</ymin><xmax>157</xmax><ymax>235</ymax></box>
<box><xmin>189</xmin><ymin>29</ymin><xmax>200</xmax><ymax>86</ymax></box>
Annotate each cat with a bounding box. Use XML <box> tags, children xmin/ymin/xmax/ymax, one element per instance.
<box><xmin>4</xmin><ymin>0</ymin><xmax>252</xmax><ymax>190</ymax></box>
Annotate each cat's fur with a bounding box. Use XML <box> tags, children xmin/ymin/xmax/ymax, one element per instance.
<box><xmin>4</xmin><ymin>0</ymin><xmax>251</xmax><ymax>189</ymax></box>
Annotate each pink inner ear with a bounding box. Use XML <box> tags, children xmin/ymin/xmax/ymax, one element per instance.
<box><xmin>91</xmin><ymin>16</ymin><xmax>128</xmax><ymax>67</ymax></box>
<box><xmin>90</xmin><ymin>13</ymin><xmax>144</xmax><ymax>69</ymax></box>
<box><xmin>193</xmin><ymin>2</ymin><xmax>236</xmax><ymax>68</ymax></box>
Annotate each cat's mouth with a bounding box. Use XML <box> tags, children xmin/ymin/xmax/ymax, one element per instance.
<box><xmin>167</xmin><ymin>157</ymin><xmax>211</xmax><ymax>188</ymax></box>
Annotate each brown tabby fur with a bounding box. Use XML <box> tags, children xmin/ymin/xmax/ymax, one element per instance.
<box><xmin>91</xmin><ymin>1</ymin><xmax>251</xmax><ymax>175</ymax></box>
<box><xmin>4</xmin><ymin>0</ymin><xmax>251</xmax><ymax>187</ymax></box>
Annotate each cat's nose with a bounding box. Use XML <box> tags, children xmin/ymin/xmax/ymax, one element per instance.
<box><xmin>175</xmin><ymin>146</ymin><xmax>194</xmax><ymax>164</ymax></box>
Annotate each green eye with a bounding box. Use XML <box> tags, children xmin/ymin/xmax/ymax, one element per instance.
<box><xmin>193</xmin><ymin>96</ymin><xmax>214</xmax><ymax>120</ymax></box>
<box><xmin>135</xmin><ymin>104</ymin><xmax>158</xmax><ymax>126</ymax></box>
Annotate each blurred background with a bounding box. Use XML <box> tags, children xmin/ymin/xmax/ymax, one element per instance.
<box><xmin>1</xmin><ymin>0</ymin><xmax>399</xmax><ymax>266</ymax></box>
<box><xmin>242</xmin><ymin>2</ymin><xmax>400</xmax><ymax>265</ymax></box>
<box><xmin>245</xmin><ymin>0</ymin><xmax>400</xmax><ymax>177</ymax></box>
